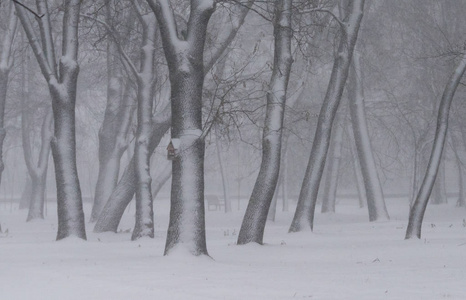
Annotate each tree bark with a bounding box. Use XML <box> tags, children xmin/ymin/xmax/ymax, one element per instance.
<box><xmin>90</xmin><ymin>3</ymin><xmax>135</xmax><ymax>222</ymax></box>
<box><xmin>131</xmin><ymin>14</ymin><xmax>158</xmax><ymax>240</ymax></box>
<box><xmin>0</xmin><ymin>3</ymin><xmax>17</xmax><ymax>190</ymax></box>
<box><xmin>290</xmin><ymin>0</ymin><xmax>366</xmax><ymax>232</ymax></box>
<box><xmin>237</xmin><ymin>0</ymin><xmax>293</xmax><ymax>245</ymax></box>
<box><xmin>16</xmin><ymin>0</ymin><xmax>86</xmax><ymax>240</ymax></box>
<box><xmin>94</xmin><ymin>0</ymin><xmax>253</xmax><ymax>234</ymax></box>
<box><xmin>405</xmin><ymin>53</ymin><xmax>466</xmax><ymax>240</ymax></box>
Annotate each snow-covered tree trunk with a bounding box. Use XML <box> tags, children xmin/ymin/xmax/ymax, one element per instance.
<box><xmin>349</xmin><ymin>51</ymin><xmax>389</xmax><ymax>220</ymax></box>
<box><xmin>131</xmin><ymin>14</ymin><xmax>158</xmax><ymax>240</ymax></box>
<box><xmin>289</xmin><ymin>0</ymin><xmax>365</xmax><ymax>232</ymax></box>
<box><xmin>91</xmin><ymin>2</ymin><xmax>135</xmax><ymax>222</ymax></box>
<box><xmin>0</xmin><ymin>3</ymin><xmax>17</xmax><ymax>188</ymax></box>
<box><xmin>237</xmin><ymin>0</ymin><xmax>293</xmax><ymax>245</ymax></box>
<box><xmin>321</xmin><ymin>114</ymin><xmax>344</xmax><ymax>213</ymax></box>
<box><xmin>94</xmin><ymin>107</ymin><xmax>170</xmax><ymax>233</ymax></box>
<box><xmin>147</xmin><ymin>0</ymin><xmax>216</xmax><ymax>255</ymax></box>
<box><xmin>16</xmin><ymin>0</ymin><xmax>86</xmax><ymax>240</ymax></box>
<box><xmin>94</xmin><ymin>0</ymin><xmax>253</xmax><ymax>235</ymax></box>
<box><xmin>405</xmin><ymin>52</ymin><xmax>466</xmax><ymax>240</ymax></box>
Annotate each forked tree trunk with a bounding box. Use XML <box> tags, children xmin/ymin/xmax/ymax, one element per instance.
<box><xmin>290</xmin><ymin>0</ymin><xmax>366</xmax><ymax>232</ymax></box>
<box><xmin>16</xmin><ymin>0</ymin><xmax>86</xmax><ymax>240</ymax></box>
<box><xmin>94</xmin><ymin>107</ymin><xmax>170</xmax><ymax>233</ymax></box>
<box><xmin>237</xmin><ymin>0</ymin><xmax>293</xmax><ymax>245</ymax></box>
<box><xmin>405</xmin><ymin>53</ymin><xmax>466</xmax><ymax>240</ymax></box>
<box><xmin>321</xmin><ymin>114</ymin><xmax>344</xmax><ymax>213</ymax></box>
<box><xmin>349</xmin><ymin>52</ymin><xmax>389</xmax><ymax>220</ymax></box>
<box><xmin>94</xmin><ymin>0</ymin><xmax>253</xmax><ymax>234</ymax></box>
<box><xmin>21</xmin><ymin>51</ymin><xmax>53</xmax><ymax>222</ymax></box>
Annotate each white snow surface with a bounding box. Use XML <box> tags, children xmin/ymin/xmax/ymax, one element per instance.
<box><xmin>1</xmin><ymin>197</ymin><xmax>465</xmax><ymax>299</ymax></box>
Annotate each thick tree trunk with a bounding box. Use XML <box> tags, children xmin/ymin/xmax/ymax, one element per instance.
<box><xmin>321</xmin><ymin>114</ymin><xmax>344</xmax><ymax>213</ymax></box>
<box><xmin>237</xmin><ymin>0</ymin><xmax>293</xmax><ymax>245</ymax></box>
<box><xmin>16</xmin><ymin>0</ymin><xmax>86</xmax><ymax>240</ymax></box>
<box><xmin>405</xmin><ymin>53</ymin><xmax>466</xmax><ymax>240</ymax></box>
<box><xmin>349</xmin><ymin>52</ymin><xmax>389</xmax><ymax>220</ymax></box>
<box><xmin>290</xmin><ymin>0</ymin><xmax>365</xmax><ymax>232</ymax></box>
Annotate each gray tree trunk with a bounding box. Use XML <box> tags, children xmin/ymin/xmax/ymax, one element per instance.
<box><xmin>91</xmin><ymin>2</ymin><xmax>135</xmax><ymax>222</ymax></box>
<box><xmin>16</xmin><ymin>0</ymin><xmax>86</xmax><ymax>240</ymax></box>
<box><xmin>349</xmin><ymin>52</ymin><xmax>389</xmax><ymax>220</ymax></box>
<box><xmin>348</xmin><ymin>129</ymin><xmax>365</xmax><ymax>208</ymax></box>
<box><xmin>405</xmin><ymin>53</ymin><xmax>466</xmax><ymax>239</ymax></box>
<box><xmin>215</xmin><ymin>130</ymin><xmax>231</xmax><ymax>213</ymax></box>
<box><xmin>237</xmin><ymin>0</ymin><xmax>293</xmax><ymax>245</ymax></box>
<box><xmin>431</xmin><ymin>157</ymin><xmax>447</xmax><ymax>204</ymax></box>
<box><xmin>94</xmin><ymin>0</ymin><xmax>253</xmax><ymax>234</ymax></box>
<box><xmin>321</xmin><ymin>114</ymin><xmax>344</xmax><ymax>213</ymax></box>
<box><xmin>290</xmin><ymin>0</ymin><xmax>366</xmax><ymax>232</ymax></box>
<box><xmin>131</xmin><ymin>13</ymin><xmax>158</xmax><ymax>240</ymax></box>
<box><xmin>0</xmin><ymin>3</ymin><xmax>17</xmax><ymax>189</ymax></box>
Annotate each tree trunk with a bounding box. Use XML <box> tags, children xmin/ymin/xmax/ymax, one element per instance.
<box><xmin>0</xmin><ymin>3</ymin><xmax>17</xmax><ymax>190</ymax></box>
<box><xmin>349</xmin><ymin>52</ymin><xmax>389</xmax><ymax>220</ymax></box>
<box><xmin>405</xmin><ymin>53</ymin><xmax>466</xmax><ymax>239</ymax></box>
<box><xmin>431</xmin><ymin>157</ymin><xmax>447</xmax><ymax>204</ymax></box>
<box><xmin>237</xmin><ymin>0</ymin><xmax>293</xmax><ymax>245</ymax></box>
<box><xmin>90</xmin><ymin>2</ymin><xmax>135</xmax><ymax>222</ymax></box>
<box><xmin>19</xmin><ymin>177</ymin><xmax>32</xmax><ymax>210</ymax></box>
<box><xmin>349</xmin><ymin>129</ymin><xmax>365</xmax><ymax>208</ymax></box>
<box><xmin>93</xmin><ymin>109</ymin><xmax>170</xmax><ymax>233</ymax></box>
<box><xmin>16</xmin><ymin>0</ymin><xmax>86</xmax><ymax>240</ymax></box>
<box><xmin>321</xmin><ymin>114</ymin><xmax>344</xmax><ymax>213</ymax></box>
<box><xmin>216</xmin><ymin>136</ymin><xmax>231</xmax><ymax>213</ymax></box>
<box><xmin>290</xmin><ymin>0</ymin><xmax>366</xmax><ymax>232</ymax></box>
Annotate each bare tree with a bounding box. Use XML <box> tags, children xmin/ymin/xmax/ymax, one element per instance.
<box><xmin>94</xmin><ymin>0</ymin><xmax>254</xmax><ymax>235</ymax></box>
<box><xmin>237</xmin><ymin>0</ymin><xmax>293</xmax><ymax>245</ymax></box>
<box><xmin>290</xmin><ymin>0</ymin><xmax>366</xmax><ymax>233</ymax></box>
<box><xmin>90</xmin><ymin>2</ymin><xmax>135</xmax><ymax>222</ymax></box>
<box><xmin>21</xmin><ymin>54</ymin><xmax>53</xmax><ymax>221</ymax></box>
<box><xmin>405</xmin><ymin>51</ymin><xmax>466</xmax><ymax>240</ymax></box>
<box><xmin>15</xmin><ymin>0</ymin><xmax>86</xmax><ymax>240</ymax></box>
<box><xmin>348</xmin><ymin>51</ymin><xmax>389</xmax><ymax>220</ymax></box>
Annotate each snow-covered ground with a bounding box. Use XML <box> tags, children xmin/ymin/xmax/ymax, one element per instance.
<box><xmin>1</xmin><ymin>197</ymin><xmax>465</xmax><ymax>300</ymax></box>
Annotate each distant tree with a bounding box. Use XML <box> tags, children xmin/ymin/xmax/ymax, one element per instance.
<box><xmin>290</xmin><ymin>0</ymin><xmax>366</xmax><ymax>233</ymax></box>
<box><xmin>405</xmin><ymin>51</ymin><xmax>466</xmax><ymax>239</ymax></box>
